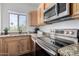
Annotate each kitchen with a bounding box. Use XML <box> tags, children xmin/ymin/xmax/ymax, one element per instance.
<box><xmin>0</xmin><ymin>3</ymin><xmax>79</xmax><ymax>56</ymax></box>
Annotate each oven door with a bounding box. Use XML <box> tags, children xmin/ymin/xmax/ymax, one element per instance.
<box><xmin>36</xmin><ymin>38</ymin><xmax>58</xmax><ymax>55</ymax></box>
<box><xmin>55</xmin><ymin>38</ymin><xmax>74</xmax><ymax>48</ymax></box>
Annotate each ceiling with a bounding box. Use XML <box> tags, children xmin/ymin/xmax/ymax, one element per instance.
<box><xmin>1</xmin><ymin>3</ymin><xmax>40</xmax><ymax>13</ymax></box>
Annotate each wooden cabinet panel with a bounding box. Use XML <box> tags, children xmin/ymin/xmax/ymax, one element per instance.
<box><xmin>18</xmin><ymin>38</ymin><xmax>30</xmax><ymax>54</ymax></box>
<box><xmin>71</xmin><ymin>3</ymin><xmax>79</xmax><ymax>16</ymax></box>
<box><xmin>29</xmin><ymin>3</ymin><xmax>45</xmax><ymax>26</ymax></box>
<box><xmin>20</xmin><ymin>39</ymin><xmax>28</xmax><ymax>52</ymax></box>
<box><xmin>37</xmin><ymin>3</ymin><xmax>44</xmax><ymax>26</ymax></box>
<box><xmin>0</xmin><ymin>35</ymin><xmax>32</xmax><ymax>56</ymax></box>
<box><xmin>17</xmin><ymin>36</ymin><xmax>31</xmax><ymax>55</ymax></box>
<box><xmin>7</xmin><ymin>40</ymin><xmax>18</xmax><ymax>56</ymax></box>
<box><xmin>0</xmin><ymin>39</ymin><xmax>3</xmax><ymax>55</ymax></box>
<box><xmin>71</xmin><ymin>3</ymin><xmax>77</xmax><ymax>16</ymax></box>
<box><xmin>29</xmin><ymin>11</ymin><xmax>38</xmax><ymax>26</ymax></box>
<box><xmin>76</xmin><ymin>3</ymin><xmax>79</xmax><ymax>14</ymax></box>
<box><xmin>2</xmin><ymin>39</ymin><xmax>8</xmax><ymax>55</ymax></box>
<box><xmin>37</xmin><ymin>8</ymin><xmax>41</xmax><ymax>25</ymax></box>
<box><xmin>3</xmin><ymin>37</ymin><xmax>18</xmax><ymax>56</ymax></box>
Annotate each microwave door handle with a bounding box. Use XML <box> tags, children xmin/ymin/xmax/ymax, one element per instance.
<box><xmin>55</xmin><ymin>3</ymin><xmax>58</xmax><ymax>16</ymax></box>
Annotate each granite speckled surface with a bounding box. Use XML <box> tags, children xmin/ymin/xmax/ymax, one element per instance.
<box><xmin>58</xmin><ymin>44</ymin><xmax>79</xmax><ymax>56</ymax></box>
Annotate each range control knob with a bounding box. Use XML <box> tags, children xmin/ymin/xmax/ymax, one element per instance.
<box><xmin>69</xmin><ymin>31</ymin><xmax>74</xmax><ymax>35</ymax></box>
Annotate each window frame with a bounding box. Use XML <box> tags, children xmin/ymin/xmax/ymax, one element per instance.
<box><xmin>9</xmin><ymin>13</ymin><xmax>27</xmax><ymax>33</ymax></box>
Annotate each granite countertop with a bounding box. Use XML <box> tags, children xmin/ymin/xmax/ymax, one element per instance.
<box><xmin>58</xmin><ymin>44</ymin><xmax>79</xmax><ymax>56</ymax></box>
<box><xmin>30</xmin><ymin>34</ymin><xmax>38</xmax><ymax>42</ymax></box>
<box><xmin>0</xmin><ymin>33</ymin><xmax>37</xmax><ymax>37</ymax></box>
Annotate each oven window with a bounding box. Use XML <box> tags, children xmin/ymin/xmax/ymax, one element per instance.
<box><xmin>57</xmin><ymin>3</ymin><xmax>66</xmax><ymax>14</ymax></box>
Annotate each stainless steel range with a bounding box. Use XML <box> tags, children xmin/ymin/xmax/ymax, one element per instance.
<box><xmin>36</xmin><ymin>29</ymin><xmax>79</xmax><ymax>56</ymax></box>
<box><xmin>54</xmin><ymin>29</ymin><xmax>78</xmax><ymax>47</ymax></box>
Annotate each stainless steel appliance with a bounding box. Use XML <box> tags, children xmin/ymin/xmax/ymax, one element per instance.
<box><xmin>44</xmin><ymin>3</ymin><xmax>57</xmax><ymax>21</ymax></box>
<box><xmin>54</xmin><ymin>29</ymin><xmax>78</xmax><ymax>48</ymax></box>
<box><xmin>44</xmin><ymin>3</ymin><xmax>70</xmax><ymax>22</ymax></box>
<box><xmin>36</xmin><ymin>30</ymin><xmax>58</xmax><ymax>55</ymax></box>
<box><xmin>57</xmin><ymin>3</ymin><xmax>70</xmax><ymax>18</ymax></box>
<box><xmin>36</xmin><ymin>29</ymin><xmax>79</xmax><ymax>56</ymax></box>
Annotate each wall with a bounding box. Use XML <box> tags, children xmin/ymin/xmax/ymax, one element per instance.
<box><xmin>39</xmin><ymin>19</ymin><xmax>79</xmax><ymax>32</ymax></box>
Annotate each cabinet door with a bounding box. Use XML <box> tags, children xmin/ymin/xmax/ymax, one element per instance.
<box><xmin>0</xmin><ymin>39</ymin><xmax>3</xmax><ymax>55</ymax></box>
<box><xmin>71</xmin><ymin>3</ymin><xmax>79</xmax><ymax>16</ymax></box>
<box><xmin>37</xmin><ymin>7</ymin><xmax>41</xmax><ymax>25</ymax></box>
<box><xmin>38</xmin><ymin>3</ymin><xmax>44</xmax><ymax>25</ymax></box>
<box><xmin>29</xmin><ymin>11</ymin><xmax>38</xmax><ymax>26</ymax></box>
<box><xmin>73</xmin><ymin>3</ymin><xmax>77</xmax><ymax>15</ymax></box>
<box><xmin>29</xmin><ymin>12</ymin><xmax>32</xmax><ymax>26</ymax></box>
<box><xmin>70</xmin><ymin>3</ymin><xmax>76</xmax><ymax>16</ymax></box>
<box><xmin>76</xmin><ymin>3</ymin><xmax>79</xmax><ymax>14</ymax></box>
<box><xmin>40</xmin><ymin>4</ymin><xmax>44</xmax><ymax>25</ymax></box>
<box><xmin>7</xmin><ymin>40</ymin><xmax>18</xmax><ymax>56</ymax></box>
<box><xmin>18</xmin><ymin>39</ymin><xmax>27</xmax><ymax>53</ymax></box>
<box><xmin>20</xmin><ymin>39</ymin><xmax>30</xmax><ymax>53</ymax></box>
<box><xmin>18</xmin><ymin>36</ymin><xmax>31</xmax><ymax>54</ymax></box>
<box><xmin>3</xmin><ymin>37</ymin><xmax>19</xmax><ymax>56</ymax></box>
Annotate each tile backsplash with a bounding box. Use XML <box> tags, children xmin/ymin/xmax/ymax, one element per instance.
<box><xmin>39</xmin><ymin>19</ymin><xmax>79</xmax><ymax>33</ymax></box>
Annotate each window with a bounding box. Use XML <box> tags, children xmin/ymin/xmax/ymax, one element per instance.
<box><xmin>9</xmin><ymin>13</ymin><xmax>26</xmax><ymax>33</ymax></box>
<box><xmin>10</xmin><ymin>14</ymin><xmax>18</xmax><ymax>32</ymax></box>
<box><xmin>19</xmin><ymin>15</ymin><xmax>26</xmax><ymax>32</ymax></box>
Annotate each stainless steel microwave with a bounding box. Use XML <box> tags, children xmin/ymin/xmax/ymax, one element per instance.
<box><xmin>44</xmin><ymin>3</ymin><xmax>70</xmax><ymax>22</ymax></box>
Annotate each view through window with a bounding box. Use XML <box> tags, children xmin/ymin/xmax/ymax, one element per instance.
<box><xmin>9</xmin><ymin>13</ymin><xmax>26</xmax><ymax>33</ymax></box>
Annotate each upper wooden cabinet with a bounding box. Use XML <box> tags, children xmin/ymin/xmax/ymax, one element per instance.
<box><xmin>29</xmin><ymin>3</ymin><xmax>79</xmax><ymax>26</ymax></box>
<box><xmin>29</xmin><ymin>3</ymin><xmax>45</xmax><ymax>26</ymax></box>
<box><xmin>71</xmin><ymin>3</ymin><xmax>79</xmax><ymax>16</ymax></box>
<box><xmin>76</xmin><ymin>3</ymin><xmax>79</xmax><ymax>14</ymax></box>
<box><xmin>37</xmin><ymin>3</ymin><xmax>44</xmax><ymax>26</ymax></box>
<box><xmin>29</xmin><ymin>10</ymin><xmax>38</xmax><ymax>26</ymax></box>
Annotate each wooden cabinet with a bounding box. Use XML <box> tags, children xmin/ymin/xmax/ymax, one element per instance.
<box><xmin>71</xmin><ymin>3</ymin><xmax>77</xmax><ymax>16</ymax></box>
<box><xmin>18</xmin><ymin>36</ymin><xmax>31</xmax><ymax>54</ymax></box>
<box><xmin>0</xmin><ymin>35</ymin><xmax>32</xmax><ymax>56</ymax></box>
<box><xmin>0</xmin><ymin>39</ymin><xmax>3</xmax><ymax>55</ymax></box>
<box><xmin>29</xmin><ymin>3</ymin><xmax>45</xmax><ymax>26</ymax></box>
<box><xmin>37</xmin><ymin>3</ymin><xmax>44</xmax><ymax>26</ymax></box>
<box><xmin>29</xmin><ymin>10</ymin><xmax>38</xmax><ymax>26</ymax></box>
<box><xmin>7</xmin><ymin>40</ymin><xmax>18</xmax><ymax>56</ymax></box>
<box><xmin>71</xmin><ymin>3</ymin><xmax>79</xmax><ymax>16</ymax></box>
<box><xmin>18</xmin><ymin>39</ymin><xmax>28</xmax><ymax>54</ymax></box>
<box><xmin>2</xmin><ymin>37</ymin><xmax>18</xmax><ymax>56</ymax></box>
<box><xmin>76</xmin><ymin>4</ymin><xmax>79</xmax><ymax>14</ymax></box>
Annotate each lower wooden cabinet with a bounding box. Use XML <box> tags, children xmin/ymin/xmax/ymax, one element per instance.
<box><xmin>7</xmin><ymin>40</ymin><xmax>18</xmax><ymax>56</ymax></box>
<box><xmin>0</xmin><ymin>35</ymin><xmax>32</xmax><ymax>56</ymax></box>
<box><xmin>0</xmin><ymin>39</ymin><xmax>3</xmax><ymax>55</ymax></box>
<box><xmin>18</xmin><ymin>36</ymin><xmax>31</xmax><ymax>55</ymax></box>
